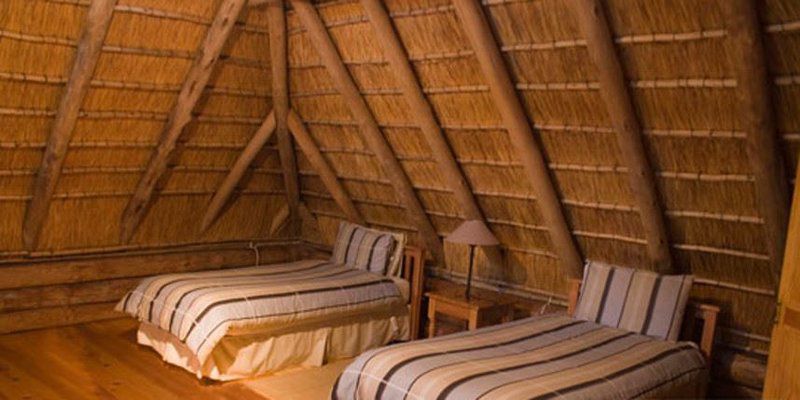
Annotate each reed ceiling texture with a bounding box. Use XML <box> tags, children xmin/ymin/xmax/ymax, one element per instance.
<box><xmin>284</xmin><ymin>0</ymin><xmax>800</xmax><ymax>365</ymax></box>
<box><xmin>1</xmin><ymin>0</ymin><xmax>799</xmax><ymax>390</ymax></box>
<box><xmin>0</xmin><ymin>0</ymin><xmax>288</xmax><ymax>255</ymax></box>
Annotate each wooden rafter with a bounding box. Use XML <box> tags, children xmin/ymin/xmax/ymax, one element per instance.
<box><xmin>269</xmin><ymin>203</ymin><xmax>290</xmax><ymax>237</ymax></box>
<box><xmin>571</xmin><ymin>0</ymin><xmax>673</xmax><ymax>273</ymax></box>
<box><xmin>269</xmin><ymin>0</ymin><xmax>300</xmax><ymax>236</ymax></box>
<box><xmin>120</xmin><ymin>0</ymin><xmax>248</xmax><ymax>243</ymax></box>
<box><xmin>22</xmin><ymin>0</ymin><xmax>118</xmax><ymax>250</ymax></box>
<box><xmin>288</xmin><ymin>109</ymin><xmax>365</xmax><ymax>225</ymax></box>
<box><xmin>293</xmin><ymin>0</ymin><xmax>444</xmax><ymax>263</ymax></box>
<box><xmin>360</xmin><ymin>0</ymin><xmax>503</xmax><ymax>269</ymax></box>
<box><xmin>452</xmin><ymin>0</ymin><xmax>584</xmax><ymax>278</ymax></box>
<box><xmin>201</xmin><ymin>111</ymin><xmax>277</xmax><ymax>232</ymax></box>
<box><xmin>723</xmin><ymin>0</ymin><xmax>790</xmax><ymax>285</ymax></box>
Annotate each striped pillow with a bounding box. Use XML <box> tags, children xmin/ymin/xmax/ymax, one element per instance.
<box><xmin>331</xmin><ymin>222</ymin><xmax>397</xmax><ymax>275</ymax></box>
<box><xmin>574</xmin><ymin>261</ymin><xmax>693</xmax><ymax>341</ymax></box>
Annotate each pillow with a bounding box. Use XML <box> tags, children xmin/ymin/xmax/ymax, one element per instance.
<box><xmin>331</xmin><ymin>222</ymin><xmax>402</xmax><ymax>276</ymax></box>
<box><xmin>574</xmin><ymin>261</ymin><xmax>693</xmax><ymax>341</ymax></box>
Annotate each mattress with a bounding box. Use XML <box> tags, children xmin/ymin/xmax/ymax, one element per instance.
<box><xmin>116</xmin><ymin>259</ymin><xmax>406</xmax><ymax>365</ymax></box>
<box><xmin>333</xmin><ymin>314</ymin><xmax>708</xmax><ymax>400</ymax></box>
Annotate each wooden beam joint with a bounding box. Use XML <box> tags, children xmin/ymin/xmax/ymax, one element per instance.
<box><xmin>269</xmin><ymin>0</ymin><xmax>301</xmax><ymax>237</ymax></box>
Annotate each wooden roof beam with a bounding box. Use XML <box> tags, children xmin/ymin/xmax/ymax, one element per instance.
<box><xmin>360</xmin><ymin>0</ymin><xmax>503</xmax><ymax>269</ymax></box>
<box><xmin>571</xmin><ymin>0</ymin><xmax>673</xmax><ymax>273</ymax></box>
<box><xmin>723</xmin><ymin>0</ymin><xmax>790</xmax><ymax>285</ymax></box>
<box><xmin>452</xmin><ymin>0</ymin><xmax>584</xmax><ymax>278</ymax></box>
<box><xmin>269</xmin><ymin>0</ymin><xmax>300</xmax><ymax>237</ymax></box>
<box><xmin>288</xmin><ymin>109</ymin><xmax>365</xmax><ymax>225</ymax></box>
<box><xmin>293</xmin><ymin>0</ymin><xmax>444</xmax><ymax>263</ymax></box>
<box><xmin>201</xmin><ymin>111</ymin><xmax>277</xmax><ymax>232</ymax></box>
<box><xmin>22</xmin><ymin>0</ymin><xmax>118</xmax><ymax>250</ymax></box>
<box><xmin>120</xmin><ymin>0</ymin><xmax>248</xmax><ymax>243</ymax></box>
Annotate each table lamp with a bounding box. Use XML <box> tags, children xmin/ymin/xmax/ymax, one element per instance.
<box><xmin>445</xmin><ymin>220</ymin><xmax>500</xmax><ymax>299</ymax></box>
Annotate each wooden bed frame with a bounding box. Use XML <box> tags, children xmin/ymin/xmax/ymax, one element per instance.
<box><xmin>401</xmin><ymin>246</ymin><xmax>425</xmax><ymax>340</ymax></box>
<box><xmin>566</xmin><ymin>278</ymin><xmax>720</xmax><ymax>366</ymax></box>
<box><xmin>304</xmin><ymin>241</ymin><xmax>426</xmax><ymax>340</ymax></box>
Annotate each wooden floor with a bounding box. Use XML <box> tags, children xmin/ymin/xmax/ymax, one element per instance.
<box><xmin>0</xmin><ymin>319</ymin><xmax>267</xmax><ymax>400</ymax></box>
<box><xmin>244</xmin><ymin>359</ymin><xmax>350</xmax><ymax>400</ymax></box>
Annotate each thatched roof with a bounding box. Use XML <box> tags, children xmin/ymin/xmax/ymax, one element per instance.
<box><xmin>2</xmin><ymin>0</ymin><xmax>799</xmax><ymax>392</ymax></box>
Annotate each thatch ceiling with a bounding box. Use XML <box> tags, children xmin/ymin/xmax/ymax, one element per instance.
<box><xmin>2</xmin><ymin>0</ymin><xmax>799</xmax><ymax>376</ymax></box>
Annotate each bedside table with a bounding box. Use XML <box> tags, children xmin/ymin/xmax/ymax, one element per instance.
<box><xmin>425</xmin><ymin>291</ymin><xmax>514</xmax><ymax>338</ymax></box>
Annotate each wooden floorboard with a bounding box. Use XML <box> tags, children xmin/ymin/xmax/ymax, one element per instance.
<box><xmin>0</xmin><ymin>319</ymin><xmax>267</xmax><ymax>400</ymax></box>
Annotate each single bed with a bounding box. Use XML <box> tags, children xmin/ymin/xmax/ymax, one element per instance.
<box><xmin>332</xmin><ymin>262</ymin><xmax>719</xmax><ymax>400</ymax></box>
<box><xmin>116</xmin><ymin>223</ymin><xmax>425</xmax><ymax>381</ymax></box>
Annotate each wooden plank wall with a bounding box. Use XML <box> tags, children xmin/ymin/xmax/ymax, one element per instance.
<box><xmin>0</xmin><ymin>240</ymin><xmax>296</xmax><ymax>334</ymax></box>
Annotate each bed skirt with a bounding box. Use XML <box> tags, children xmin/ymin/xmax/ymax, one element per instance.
<box><xmin>138</xmin><ymin>312</ymin><xmax>409</xmax><ymax>381</ymax></box>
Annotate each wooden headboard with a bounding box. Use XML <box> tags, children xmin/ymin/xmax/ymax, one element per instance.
<box><xmin>566</xmin><ymin>279</ymin><xmax>719</xmax><ymax>366</ymax></box>
<box><xmin>401</xmin><ymin>246</ymin><xmax>425</xmax><ymax>340</ymax></box>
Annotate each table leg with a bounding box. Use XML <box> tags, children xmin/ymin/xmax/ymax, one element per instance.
<box><xmin>502</xmin><ymin>305</ymin><xmax>514</xmax><ymax>324</ymax></box>
<box><xmin>427</xmin><ymin>300</ymin><xmax>437</xmax><ymax>338</ymax></box>
<box><xmin>468</xmin><ymin>309</ymin><xmax>479</xmax><ymax>330</ymax></box>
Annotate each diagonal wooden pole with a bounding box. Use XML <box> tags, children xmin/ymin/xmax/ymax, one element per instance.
<box><xmin>452</xmin><ymin>0</ymin><xmax>584</xmax><ymax>278</ymax></box>
<box><xmin>288</xmin><ymin>109</ymin><xmax>365</xmax><ymax>225</ymax></box>
<box><xmin>201</xmin><ymin>111</ymin><xmax>277</xmax><ymax>232</ymax></box>
<box><xmin>120</xmin><ymin>0</ymin><xmax>248</xmax><ymax>243</ymax></box>
<box><xmin>268</xmin><ymin>0</ymin><xmax>301</xmax><ymax>237</ymax></box>
<box><xmin>293</xmin><ymin>0</ymin><xmax>444</xmax><ymax>263</ymax></box>
<box><xmin>23</xmin><ymin>0</ymin><xmax>118</xmax><ymax>250</ymax></box>
<box><xmin>361</xmin><ymin>0</ymin><xmax>504</xmax><ymax>272</ymax></box>
<box><xmin>571</xmin><ymin>0</ymin><xmax>673</xmax><ymax>273</ymax></box>
<box><xmin>723</xmin><ymin>0</ymin><xmax>790</xmax><ymax>286</ymax></box>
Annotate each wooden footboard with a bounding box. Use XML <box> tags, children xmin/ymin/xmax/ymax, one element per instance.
<box><xmin>682</xmin><ymin>302</ymin><xmax>720</xmax><ymax>367</ymax></box>
<box><xmin>402</xmin><ymin>246</ymin><xmax>425</xmax><ymax>340</ymax></box>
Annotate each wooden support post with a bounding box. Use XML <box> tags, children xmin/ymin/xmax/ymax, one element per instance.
<box><xmin>571</xmin><ymin>0</ymin><xmax>673</xmax><ymax>273</ymax></box>
<box><xmin>120</xmin><ymin>0</ymin><xmax>248</xmax><ymax>243</ymax></box>
<box><xmin>452</xmin><ymin>0</ymin><xmax>583</xmax><ymax>278</ymax></box>
<box><xmin>22</xmin><ymin>0</ymin><xmax>118</xmax><ymax>250</ymax></box>
<box><xmin>293</xmin><ymin>0</ymin><xmax>444</xmax><ymax>263</ymax></box>
<box><xmin>361</xmin><ymin>0</ymin><xmax>503</xmax><ymax>271</ymax></box>
<box><xmin>201</xmin><ymin>111</ymin><xmax>277</xmax><ymax>232</ymax></box>
<box><xmin>288</xmin><ymin>109</ymin><xmax>365</xmax><ymax>225</ymax></box>
<box><xmin>723</xmin><ymin>0</ymin><xmax>790</xmax><ymax>285</ymax></box>
<box><xmin>269</xmin><ymin>0</ymin><xmax>300</xmax><ymax>237</ymax></box>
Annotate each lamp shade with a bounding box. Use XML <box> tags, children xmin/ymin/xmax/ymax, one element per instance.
<box><xmin>445</xmin><ymin>220</ymin><xmax>500</xmax><ymax>246</ymax></box>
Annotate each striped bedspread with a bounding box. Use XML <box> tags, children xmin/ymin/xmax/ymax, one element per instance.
<box><xmin>116</xmin><ymin>259</ymin><xmax>404</xmax><ymax>364</ymax></box>
<box><xmin>333</xmin><ymin>315</ymin><xmax>707</xmax><ymax>400</ymax></box>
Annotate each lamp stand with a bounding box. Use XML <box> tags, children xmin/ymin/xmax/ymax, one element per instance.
<box><xmin>465</xmin><ymin>244</ymin><xmax>475</xmax><ymax>300</ymax></box>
